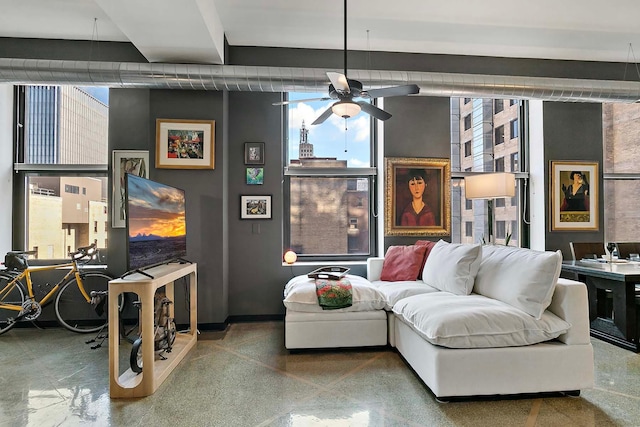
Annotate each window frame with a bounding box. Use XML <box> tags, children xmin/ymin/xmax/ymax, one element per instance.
<box><xmin>282</xmin><ymin>94</ymin><xmax>378</xmax><ymax>262</ymax></box>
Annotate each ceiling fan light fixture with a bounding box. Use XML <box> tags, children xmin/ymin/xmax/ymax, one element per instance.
<box><xmin>331</xmin><ymin>100</ymin><xmax>361</xmax><ymax>119</ymax></box>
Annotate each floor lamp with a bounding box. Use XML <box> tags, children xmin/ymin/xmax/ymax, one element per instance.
<box><xmin>464</xmin><ymin>172</ymin><xmax>516</xmax><ymax>244</ymax></box>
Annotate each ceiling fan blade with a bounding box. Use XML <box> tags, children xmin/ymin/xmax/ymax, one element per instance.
<box><xmin>357</xmin><ymin>101</ymin><xmax>392</xmax><ymax>121</ymax></box>
<box><xmin>327</xmin><ymin>72</ymin><xmax>350</xmax><ymax>93</ymax></box>
<box><xmin>363</xmin><ymin>84</ymin><xmax>420</xmax><ymax>99</ymax></box>
<box><xmin>311</xmin><ymin>106</ymin><xmax>335</xmax><ymax>125</ymax></box>
<box><xmin>272</xmin><ymin>97</ymin><xmax>331</xmax><ymax>106</ymax></box>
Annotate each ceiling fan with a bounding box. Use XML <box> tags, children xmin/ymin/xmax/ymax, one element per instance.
<box><xmin>273</xmin><ymin>0</ymin><xmax>420</xmax><ymax>125</ymax></box>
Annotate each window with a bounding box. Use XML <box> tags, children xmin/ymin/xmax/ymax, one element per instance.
<box><xmin>15</xmin><ymin>85</ymin><xmax>109</xmax><ymax>260</ymax></box>
<box><xmin>465</xmin><ymin>221</ymin><xmax>473</xmax><ymax>236</ymax></box>
<box><xmin>464</xmin><ymin>140</ymin><xmax>471</xmax><ymax>157</ymax></box>
<box><xmin>510</xmin><ymin>99</ymin><xmax>518</xmax><ymax>106</ymax></box>
<box><xmin>452</xmin><ymin>97</ymin><xmax>524</xmax><ymax>247</ymax></box>
<box><xmin>494</xmin><ymin>99</ymin><xmax>504</xmax><ymax>114</ymax></box>
<box><xmin>284</xmin><ymin>93</ymin><xmax>374</xmax><ymax>260</ymax></box>
<box><xmin>494</xmin><ymin>125</ymin><xmax>505</xmax><ymax>145</ymax></box>
<box><xmin>496</xmin><ymin>221</ymin><xmax>506</xmax><ymax>239</ymax></box>
<box><xmin>510</xmin><ymin>119</ymin><xmax>519</xmax><ymax>139</ymax></box>
<box><xmin>510</xmin><ymin>152</ymin><xmax>519</xmax><ymax>172</ymax></box>
<box><xmin>464</xmin><ymin>98</ymin><xmax>471</xmax><ymax>104</ymax></box>
<box><xmin>464</xmin><ymin>114</ymin><xmax>471</xmax><ymax>130</ymax></box>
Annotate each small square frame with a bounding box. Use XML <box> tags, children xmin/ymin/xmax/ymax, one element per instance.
<box><xmin>244</xmin><ymin>142</ymin><xmax>265</xmax><ymax>165</ymax></box>
<box><xmin>246</xmin><ymin>167</ymin><xmax>264</xmax><ymax>185</ymax></box>
<box><xmin>240</xmin><ymin>195</ymin><xmax>272</xmax><ymax>219</ymax></box>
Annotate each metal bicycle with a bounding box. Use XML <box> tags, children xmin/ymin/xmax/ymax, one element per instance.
<box><xmin>129</xmin><ymin>296</ymin><xmax>177</xmax><ymax>373</ymax></box>
<box><xmin>0</xmin><ymin>243</ymin><xmax>116</xmax><ymax>335</ymax></box>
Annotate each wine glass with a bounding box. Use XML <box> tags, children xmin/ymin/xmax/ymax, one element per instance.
<box><xmin>606</xmin><ymin>242</ymin><xmax>617</xmax><ymax>262</ymax></box>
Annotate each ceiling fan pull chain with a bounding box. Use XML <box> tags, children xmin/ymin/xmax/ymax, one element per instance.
<box><xmin>344</xmin><ymin>119</ymin><xmax>348</xmax><ymax>152</ymax></box>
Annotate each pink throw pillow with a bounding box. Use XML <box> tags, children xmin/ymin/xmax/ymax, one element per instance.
<box><xmin>415</xmin><ymin>240</ymin><xmax>436</xmax><ymax>279</ymax></box>
<box><xmin>380</xmin><ymin>245</ymin><xmax>428</xmax><ymax>281</ymax></box>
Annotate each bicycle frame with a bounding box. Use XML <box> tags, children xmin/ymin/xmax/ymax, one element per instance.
<box><xmin>0</xmin><ymin>261</ymin><xmax>87</xmax><ymax>313</ymax></box>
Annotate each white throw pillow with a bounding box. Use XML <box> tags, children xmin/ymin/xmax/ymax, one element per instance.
<box><xmin>283</xmin><ymin>274</ymin><xmax>386</xmax><ymax>313</ymax></box>
<box><xmin>422</xmin><ymin>240</ymin><xmax>482</xmax><ymax>295</ymax></box>
<box><xmin>474</xmin><ymin>245</ymin><xmax>562</xmax><ymax>319</ymax></box>
<box><xmin>392</xmin><ymin>293</ymin><xmax>571</xmax><ymax>349</ymax></box>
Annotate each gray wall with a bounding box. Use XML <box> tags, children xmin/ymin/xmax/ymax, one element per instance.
<box><xmin>2</xmin><ymin>39</ymin><xmax>613</xmax><ymax>324</ymax></box>
<box><xmin>542</xmin><ymin>102</ymin><xmax>605</xmax><ymax>259</ymax></box>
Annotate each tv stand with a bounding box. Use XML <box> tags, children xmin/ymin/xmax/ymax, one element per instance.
<box><xmin>108</xmin><ymin>263</ymin><xmax>197</xmax><ymax>398</ymax></box>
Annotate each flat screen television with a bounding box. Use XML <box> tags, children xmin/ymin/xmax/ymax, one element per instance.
<box><xmin>124</xmin><ymin>174</ymin><xmax>187</xmax><ymax>277</ymax></box>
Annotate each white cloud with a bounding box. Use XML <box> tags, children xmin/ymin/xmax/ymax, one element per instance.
<box><xmin>288</xmin><ymin>102</ymin><xmax>319</xmax><ymax>130</ymax></box>
<box><xmin>329</xmin><ymin>114</ymin><xmax>370</xmax><ymax>142</ymax></box>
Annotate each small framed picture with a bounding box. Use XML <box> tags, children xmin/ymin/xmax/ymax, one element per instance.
<box><xmin>550</xmin><ymin>160</ymin><xmax>599</xmax><ymax>231</ymax></box>
<box><xmin>156</xmin><ymin>118</ymin><xmax>215</xmax><ymax>169</ymax></box>
<box><xmin>240</xmin><ymin>195</ymin><xmax>272</xmax><ymax>219</ymax></box>
<box><xmin>246</xmin><ymin>167</ymin><xmax>264</xmax><ymax>185</ymax></box>
<box><xmin>244</xmin><ymin>142</ymin><xmax>265</xmax><ymax>165</ymax></box>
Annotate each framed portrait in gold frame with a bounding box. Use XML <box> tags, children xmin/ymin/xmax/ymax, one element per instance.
<box><xmin>385</xmin><ymin>157</ymin><xmax>451</xmax><ymax>236</ymax></box>
<box><xmin>550</xmin><ymin>160</ymin><xmax>598</xmax><ymax>231</ymax></box>
<box><xmin>156</xmin><ymin>119</ymin><xmax>215</xmax><ymax>169</ymax></box>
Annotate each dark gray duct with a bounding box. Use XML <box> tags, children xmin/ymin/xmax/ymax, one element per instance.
<box><xmin>1</xmin><ymin>58</ymin><xmax>639</xmax><ymax>103</ymax></box>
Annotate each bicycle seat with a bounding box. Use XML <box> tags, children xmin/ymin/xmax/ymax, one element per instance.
<box><xmin>6</xmin><ymin>250</ymin><xmax>37</xmax><ymax>256</ymax></box>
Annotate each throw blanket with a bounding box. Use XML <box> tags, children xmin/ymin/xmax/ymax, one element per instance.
<box><xmin>315</xmin><ymin>277</ymin><xmax>353</xmax><ymax>310</ymax></box>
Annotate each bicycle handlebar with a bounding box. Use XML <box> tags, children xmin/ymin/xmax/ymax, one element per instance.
<box><xmin>70</xmin><ymin>242</ymin><xmax>99</xmax><ymax>263</ymax></box>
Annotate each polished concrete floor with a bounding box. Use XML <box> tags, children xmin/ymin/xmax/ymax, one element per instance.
<box><xmin>1</xmin><ymin>321</ymin><xmax>639</xmax><ymax>427</ymax></box>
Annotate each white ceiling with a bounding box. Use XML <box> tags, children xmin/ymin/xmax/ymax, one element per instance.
<box><xmin>2</xmin><ymin>0</ymin><xmax>640</xmax><ymax>66</ymax></box>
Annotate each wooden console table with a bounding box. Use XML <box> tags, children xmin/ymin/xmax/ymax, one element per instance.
<box><xmin>108</xmin><ymin>263</ymin><xmax>197</xmax><ymax>398</ymax></box>
<box><xmin>561</xmin><ymin>260</ymin><xmax>640</xmax><ymax>352</ymax></box>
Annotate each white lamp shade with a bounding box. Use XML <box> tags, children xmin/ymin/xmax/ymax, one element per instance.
<box><xmin>464</xmin><ymin>172</ymin><xmax>516</xmax><ymax>199</ymax></box>
<box><xmin>331</xmin><ymin>101</ymin><xmax>361</xmax><ymax>118</ymax></box>
<box><xmin>283</xmin><ymin>250</ymin><xmax>297</xmax><ymax>264</ymax></box>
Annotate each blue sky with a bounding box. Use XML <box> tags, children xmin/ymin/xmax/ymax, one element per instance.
<box><xmin>287</xmin><ymin>92</ymin><xmax>370</xmax><ymax>167</ymax></box>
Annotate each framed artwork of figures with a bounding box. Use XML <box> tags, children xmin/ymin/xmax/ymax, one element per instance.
<box><xmin>384</xmin><ymin>157</ymin><xmax>451</xmax><ymax>236</ymax></box>
<box><xmin>550</xmin><ymin>161</ymin><xmax>598</xmax><ymax>231</ymax></box>
<box><xmin>112</xmin><ymin>150</ymin><xmax>149</xmax><ymax>228</ymax></box>
<box><xmin>156</xmin><ymin>119</ymin><xmax>215</xmax><ymax>169</ymax></box>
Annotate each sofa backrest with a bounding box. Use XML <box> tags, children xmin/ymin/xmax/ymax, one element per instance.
<box><xmin>474</xmin><ymin>245</ymin><xmax>562</xmax><ymax>319</ymax></box>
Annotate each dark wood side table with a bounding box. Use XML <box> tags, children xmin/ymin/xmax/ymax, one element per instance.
<box><xmin>561</xmin><ymin>260</ymin><xmax>640</xmax><ymax>352</ymax></box>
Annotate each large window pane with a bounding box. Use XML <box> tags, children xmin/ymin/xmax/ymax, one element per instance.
<box><xmin>289</xmin><ymin>177</ymin><xmax>370</xmax><ymax>256</ymax></box>
<box><xmin>17</xmin><ymin>85</ymin><xmax>109</xmax><ymax>260</ymax></box>
<box><xmin>603</xmin><ymin>103</ymin><xmax>640</xmax><ymax>243</ymax></box>
<box><xmin>285</xmin><ymin>93</ymin><xmax>374</xmax><ymax>259</ymax></box>
<box><xmin>451</xmin><ymin>97</ymin><xmax>522</xmax><ymax>246</ymax></box>
<box><xmin>27</xmin><ymin>175</ymin><xmax>108</xmax><ymax>259</ymax></box>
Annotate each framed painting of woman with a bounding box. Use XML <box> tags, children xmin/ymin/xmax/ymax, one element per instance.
<box><xmin>384</xmin><ymin>157</ymin><xmax>451</xmax><ymax>236</ymax></box>
<box><xmin>550</xmin><ymin>161</ymin><xmax>598</xmax><ymax>231</ymax></box>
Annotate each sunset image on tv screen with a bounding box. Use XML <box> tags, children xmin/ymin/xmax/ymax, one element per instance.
<box><xmin>126</xmin><ymin>174</ymin><xmax>187</xmax><ymax>271</ymax></box>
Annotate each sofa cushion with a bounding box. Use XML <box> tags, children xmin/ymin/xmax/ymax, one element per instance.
<box><xmin>284</xmin><ymin>274</ymin><xmax>386</xmax><ymax>313</ymax></box>
<box><xmin>392</xmin><ymin>293</ymin><xmax>571</xmax><ymax>348</ymax></box>
<box><xmin>380</xmin><ymin>245</ymin><xmax>428</xmax><ymax>281</ymax></box>
<box><xmin>415</xmin><ymin>240</ymin><xmax>436</xmax><ymax>280</ymax></box>
<box><xmin>474</xmin><ymin>245</ymin><xmax>562</xmax><ymax>319</ymax></box>
<box><xmin>369</xmin><ymin>280</ymin><xmax>439</xmax><ymax>309</ymax></box>
<box><xmin>422</xmin><ymin>240</ymin><xmax>482</xmax><ymax>295</ymax></box>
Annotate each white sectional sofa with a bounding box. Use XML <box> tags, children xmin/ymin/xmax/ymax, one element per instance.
<box><xmin>283</xmin><ymin>241</ymin><xmax>594</xmax><ymax>399</ymax></box>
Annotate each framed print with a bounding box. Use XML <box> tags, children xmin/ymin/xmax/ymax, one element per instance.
<box><xmin>384</xmin><ymin>157</ymin><xmax>451</xmax><ymax>236</ymax></box>
<box><xmin>244</xmin><ymin>142</ymin><xmax>265</xmax><ymax>165</ymax></box>
<box><xmin>551</xmin><ymin>161</ymin><xmax>598</xmax><ymax>231</ymax></box>
<box><xmin>246</xmin><ymin>167</ymin><xmax>264</xmax><ymax>185</ymax></box>
<box><xmin>112</xmin><ymin>150</ymin><xmax>149</xmax><ymax>228</ymax></box>
<box><xmin>156</xmin><ymin>119</ymin><xmax>215</xmax><ymax>169</ymax></box>
<box><xmin>241</xmin><ymin>195</ymin><xmax>272</xmax><ymax>219</ymax></box>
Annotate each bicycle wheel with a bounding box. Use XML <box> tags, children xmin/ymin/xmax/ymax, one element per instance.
<box><xmin>130</xmin><ymin>337</ymin><xmax>143</xmax><ymax>373</ymax></box>
<box><xmin>54</xmin><ymin>271</ymin><xmax>113</xmax><ymax>333</ymax></box>
<box><xmin>0</xmin><ymin>273</ymin><xmax>26</xmax><ymax>335</ymax></box>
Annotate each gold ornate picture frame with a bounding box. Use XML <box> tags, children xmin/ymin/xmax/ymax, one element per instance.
<box><xmin>550</xmin><ymin>160</ymin><xmax>598</xmax><ymax>231</ymax></box>
<box><xmin>385</xmin><ymin>157</ymin><xmax>451</xmax><ymax>236</ymax></box>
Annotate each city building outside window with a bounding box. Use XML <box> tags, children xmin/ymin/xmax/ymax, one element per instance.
<box><xmin>496</xmin><ymin>220</ymin><xmax>506</xmax><ymax>239</ymax></box>
<box><xmin>602</xmin><ymin>103</ymin><xmax>640</xmax><ymax>243</ymax></box>
<box><xmin>15</xmin><ymin>85</ymin><xmax>109</xmax><ymax>260</ymax></box>
<box><xmin>494</xmin><ymin>99</ymin><xmax>504</xmax><ymax>114</ymax></box>
<box><xmin>452</xmin><ymin>97</ymin><xmax>523</xmax><ymax>246</ymax></box>
<box><xmin>284</xmin><ymin>93</ymin><xmax>375</xmax><ymax>260</ymax></box>
<box><xmin>464</xmin><ymin>140</ymin><xmax>471</xmax><ymax>157</ymax></box>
